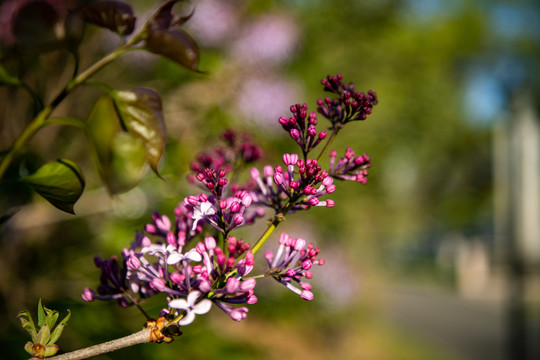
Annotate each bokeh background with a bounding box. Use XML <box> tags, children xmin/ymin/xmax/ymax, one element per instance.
<box><xmin>1</xmin><ymin>0</ymin><xmax>540</xmax><ymax>359</ymax></box>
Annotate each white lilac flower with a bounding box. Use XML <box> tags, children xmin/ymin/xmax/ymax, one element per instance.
<box><xmin>166</xmin><ymin>247</ymin><xmax>202</xmax><ymax>265</ymax></box>
<box><xmin>191</xmin><ymin>201</ymin><xmax>216</xmax><ymax>231</ymax></box>
<box><xmin>168</xmin><ymin>291</ymin><xmax>212</xmax><ymax>326</ymax></box>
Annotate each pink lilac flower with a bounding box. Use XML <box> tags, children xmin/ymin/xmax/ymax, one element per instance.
<box><xmin>328</xmin><ymin>147</ymin><xmax>372</xmax><ymax>183</ymax></box>
<box><xmin>249</xmin><ymin>155</ymin><xmax>336</xmax><ymax>213</ymax></box>
<box><xmin>264</xmin><ymin>233</ymin><xmax>325</xmax><ymax>300</ymax></box>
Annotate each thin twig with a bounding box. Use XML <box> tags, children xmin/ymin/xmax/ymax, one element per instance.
<box><xmin>45</xmin><ymin>328</ymin><xmax>152</xmax><ymax>360</ymax></box>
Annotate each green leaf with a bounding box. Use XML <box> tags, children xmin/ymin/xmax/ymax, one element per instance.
<box><xmin>49</xmin><ymin>309</ymin><xmax>71</xmax><ymax>345</ymax></box>
<box><xmin>86</xmin><ymin>96</ymin><xmax>148</xmax><ymax>194</ymax></box>
<box><xmin>79</xmin><ymin>0</ymin><xmax>136</xmax><ymax>35</ymax></box>
<box><xmin>110</xmin><ymin>132</ymin><xmax>147</xmax><ymax>193</ymax></box>
<box><xmin>44</xmin><ymin>344</ymin><xmax>60</xmax><ymax>357</ymax></box>
<box><xmin>12</xmin><ymin>0</ymin><xmax>63</xmax><ymax>52</ymax></box>
<box><xmin>43</xmin><ymin>308</ymin><xmax>59</xmax><ymax>334</ymax></box>
<box><xmin>112</xmin><ymin>88</ymin><xmax>167</xmax><ymax>175</ymax></box>
<box><xmin>36</xmin><ymin>324</ymin><xmax>51</xmax><ymax>346</ymax></box>
<box><xmin>145</xmin><ymin>29</ymin><xmax>200</xmax><ymax>72</ymax></box>
<box><xmin>18</xmin><ymin>310</ymin><xmax>37</xmax><ymax>342</ymax></box>
<box><xmin>24</xmin><ymin>341</ymin><xmax>34</xmax><ymax>355</ymax></box>
<box><xmin>21</xmin><ymin>159</ymin><xmax>85</xmax><ymax>214</ymax></box>
<box><xmin>37</xmin><ymin>299</ymin><xmax>46</xmax><ymax>328</ymax></box>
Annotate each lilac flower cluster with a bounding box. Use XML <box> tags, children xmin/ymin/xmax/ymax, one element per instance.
<box><xmin>265</xmin><ymin>233</ymin><xmax>325</xmax><ymax>301</ymax></box>
<box><xmin>329</xmin><ymin>147</ymin><xmax>372</xmax><ymax>183</ymax></box>
<box><xmin>249</xmin><ymin>153</ymin><xmax>336</xmax><ymax>213</ymax></box>
<box><xmin>190</xmin><ymin>130</ymin><xmax>263</xmax><ymax>176</ymax></box>
<box><xmin>317</xmin><ymin>73</ymin><xmax>378</xmax><ymax>129</ymax></box>
<box><xmin>278</xmin><ymin>104</ymin><xmax>327</xmax><ymax>156</ymax></box>
<box><xmin>83</xmin><ymin>74</ymin><xmax>377</xmax><ymax>333</ymax></box>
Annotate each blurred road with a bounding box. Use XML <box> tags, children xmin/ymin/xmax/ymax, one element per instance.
<box><xmin>382</xmin><ymin>285</ymin><xmax>540</xmax><ymax>360</ymax></box>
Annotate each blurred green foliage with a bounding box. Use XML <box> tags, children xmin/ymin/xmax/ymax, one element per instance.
<box><xmin>1</xmin><ymin>0</ymin><xmax>539</xmax><ymax>359</ymax></box>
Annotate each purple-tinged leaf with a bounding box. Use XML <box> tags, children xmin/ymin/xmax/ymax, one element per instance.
<box><xmin>145</xmin><ymin>29</ymin><xmax>200</xmax><ymax>71</ymax></box>
<box><xmin>149</xmin><ymin>0</ymin><xmax>192</xmax><ymax>31</ymax></box>
<box><xmin>79</xmin><ymin>0</ymin><xmax>136</xmax><ymax>35</ymax></box>
<box><xmin>112</xmin><ymin>88</ymin><xmax>167</xmax><ymax>175</ymax></box>
<box><xmin>12</xmin><ymin>1</ymin><xmax>62</xmax><ymax>52</ymax></box>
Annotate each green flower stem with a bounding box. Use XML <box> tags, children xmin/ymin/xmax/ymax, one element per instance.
<box><xmin>250</xmin><ymin>210</ymin><xmax>288</xmax><ymax>256</ymax></box>
<box><xmin>316</xmin><ymin>127</ymin><xmax>340</xmax><ymax>163</ymax></box>
<box><xmin>44</xmin><ymin>327</ymin><xmax>152</xmax><ymax>360</ymax></box>
<box><xmin>0</xmin><ymin>43</ymin><xmax>137</xmax><ymax>181</ymax></box>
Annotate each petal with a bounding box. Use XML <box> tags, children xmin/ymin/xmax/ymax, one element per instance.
<box><xmin>186</xmin><ymin>290</ymin><xmax>202</xmax><ymax>306</ymax></box>
<box><xmin>167</xmin><ymin>252</ymin><xmax>182</xmax><ymax>265</ymax></box>
<box><xmin>185</xmin><ymin>249</ymin><xmax>202</xmax><ymax>262</ymax></box>
<box><xmin>201</xmin><ymin>201</ymin><xmax>216</xmax><ymax>215</ymax></box>
<box><xmin>168</xmin><ymin>298</ymin><xmax>188</xmax><ymax>310</ymax></box>
<box><xmin>193</xmin><ymin>299</ymin><xmax>212</xmax><ymax>315</ymax></box>
<box><xmin>178</xmin><ymin>311</ymin><xmax>195</xmax><ymax>326</ymax></box>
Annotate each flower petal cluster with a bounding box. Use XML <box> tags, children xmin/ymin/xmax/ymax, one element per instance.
<box><xmin>317</xmin><ymin>73</ymin><xmax>378</xmax><ymax>129</ymax></box>
<box><xmin>82</xmin><ymin>74</ymin><xmax>377</xmax><ymax>332</ymax></box>
<box><xmin>82</xmin><ymin>256</ymin><xmax>142</xmax><ymax>307</ymax></box>
<box><xmin>184</xmin><ymin>191</ymin><xmax>261</xmax><ymax>234</ymax></box>
<box><xmin>278</xmin><ymin>104</ymin><xmax>327</xmax><ymax>156</ymax></box>
<box><xmin>250</xmin><ymin>153</ymin><xmax>336</xmax><ymax>212</ymax></box>
<box><xmin>264</xmin><ymin>233</ymin><xmax>325</xmax><ymax>300</ymax></box>
<box><xmin>84</xmin><ymin>225</ymin><xmax>258</xmax><ymax>324</ymax></box>
<box><xmin>329</xmin><ymin>147</ymin><xmax>372</xmax><ymax>183</ymax></box>
<box><xmin>189</xmin><ymin>130</ymin><xmax>263</xmax><ymax>176</ymax></box>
